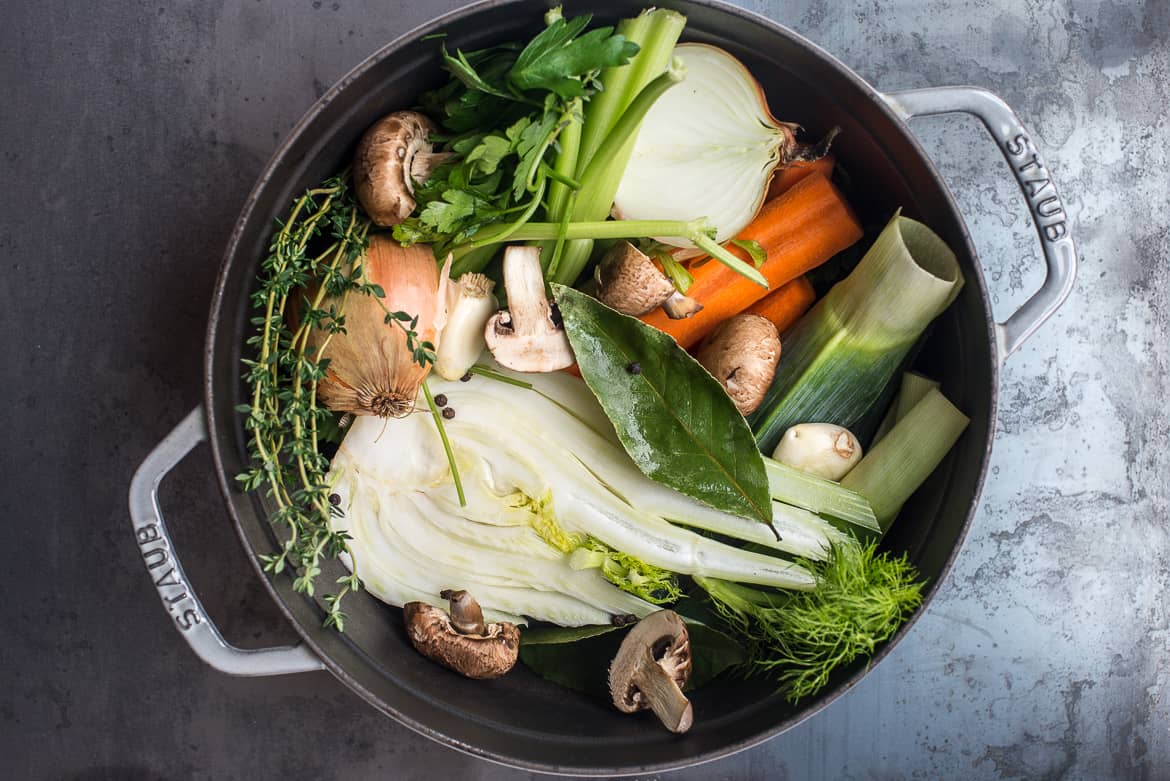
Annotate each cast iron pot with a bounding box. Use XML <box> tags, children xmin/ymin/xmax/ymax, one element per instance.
<box><xmin>129</xmin><ymin>0</ymin><xmax>1076</xmax><ymax>775</ymax></box>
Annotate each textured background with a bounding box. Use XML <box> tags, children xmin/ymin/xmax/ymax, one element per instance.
<box><xmin>2</xmin><ymin>0</ymin><xmax>1166</xmax><ymax>779</ymax></box>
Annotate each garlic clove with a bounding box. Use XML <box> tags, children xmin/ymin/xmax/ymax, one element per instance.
<box><xmin>771</xmin><ymin>423</ymin><xmax>862</xmax><ymax>481</ymax></box>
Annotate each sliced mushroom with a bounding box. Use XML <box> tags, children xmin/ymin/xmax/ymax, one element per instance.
<box><xmin>595</xmin><ymin>241</ymin><xmax>702</xmax><ymax>319</ymax></box>
<box><xmin>484</xmin><ymin>246</ymin><xmax>575</xmax><ymax>372</ymax></box>
<box><xmin>608</xmin><ymin>609</ymin><xmax>694</xmax><ymax>733</ymax></box>
<box><xmin>353</xmin><ymin>110</ymin><xmax>450</xmax><ymax>227</ymax></box>
<box><xmin>403</xmin><ymin>589</ymin><xmax>520</xmax><ymax>680</ymax></box>
<box><xmin>696</xmin><ymin>313</ymin><xmax>781</xmax><ymax>415</ymax></box>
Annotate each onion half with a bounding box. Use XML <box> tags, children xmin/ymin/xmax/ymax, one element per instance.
<box><xmin>613</xmin><ymin>43</ymin><xmax>799</xmax><ymax>247</ymax></box>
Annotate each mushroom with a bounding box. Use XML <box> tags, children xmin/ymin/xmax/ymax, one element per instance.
<box><xmin>484</xmin><ymin>246</ymin><xmax>575</xmax><ymax>373</ymax></box>
<box><xmin>608</xmin><ymin>609</ymin><xmax>694</xmax><ymax>734</ymax></box>
<box><xmin>353</xmin><ymin>110</ymin><xmax>450</xmax><ymax>227</ymax></box>
<box><xmin>772</xmin><ymin>423</ymin><xmax>863</xmax><ymax>480</ymax></box>
<box><xmin>403</xmin><ymin>589</ymin><xmax>520</xmax><ymax>680</ymax></box>
<box><xmin>595</xmin><ymin>241</ymin><xmax>702</xmax><ymax>319</ymax></box>
<box><xmin>696</xmin><ymin>313</ymin><xmax>781</xmax><ymax>415</ymax></box>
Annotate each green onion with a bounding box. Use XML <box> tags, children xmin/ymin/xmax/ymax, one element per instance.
<box><xmin>765</xmin><ymin>458</ymin><xmax>879</xmax><ymax>534</ymax></box>
<box><xmin>841</xmin><ymin>387</ymin><xmax>969</xmax><ymax>531</ymax></box>
<box><xmin>749</xmin><ymin>211</ymin><xmax>964</xmax><ymax>453</ymax></box>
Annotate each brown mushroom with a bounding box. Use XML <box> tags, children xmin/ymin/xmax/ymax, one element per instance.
<box><xmin>608</xmin><ymin>609</ymin><xmax>694</xmax><ymax>733</ymax></box>
<box><xmin>484</xmin><ymin>246</ymin><xmax>575</xmax><ymax>372</ymax></box>
<box><xmin>696</xmin><ymin>313</ymin><xmax>781</xmax><ymax>415</ymax></box>
<box><xmin>353</xmin><ymin>110</ymin><xmax>450</xmax><ymax>227</ymax></box>
<box><xmin>595</xmin><ymin>241</ymin><xmax>702</xmax><ymax>319</ymax></box>
<box><xmin>403</xmin><ymin>589</ymin><xmax>520</xmax><ymax>680</ymax></box>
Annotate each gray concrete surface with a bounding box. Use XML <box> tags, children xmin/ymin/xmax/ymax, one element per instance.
<box><xmin>2</xmin><ymin>0</ymin><xmax>1166</xmax><ymax>778</ymax></box>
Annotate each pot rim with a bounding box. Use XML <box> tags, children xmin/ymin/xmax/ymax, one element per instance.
<box><xmin>203</xmin><ymin>0</ymin><xmax>998</xmax><ymax>774</ymax></box>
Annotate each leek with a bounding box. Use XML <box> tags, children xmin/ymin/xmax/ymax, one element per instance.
<box><xmin>895</xmin><ymin>371</ymin><xmax>941</xmax><ymax>421</ymax></box>
<box><xmin>841</xmin><ymin>387</ymin><xmax>970</xmax><ymax>531</ymax></box>
<box><xmin>750</xmin><ymin>212</ymin><xmax>964</xmax><ymax>453</ymax></box>
<box><xmin>872</xmin><ymin>371</ymin><xmax>941</xmax><ymax>445</ymax></box>
<box><xmin>764</xmin><ymin>458</ymin><xmax>880</xmax><ymax>534</ymax></box>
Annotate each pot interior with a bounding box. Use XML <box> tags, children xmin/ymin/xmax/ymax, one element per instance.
<box><xmin>206</xmin><ymin>0</ymin><xmax>996</xmax><ymax>774</ymax></box>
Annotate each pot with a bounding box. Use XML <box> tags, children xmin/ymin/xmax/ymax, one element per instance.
<box><xmin>129</xmin><ymin>0</ymin><xmax>1076</xmax><ymax>775</ymax></box>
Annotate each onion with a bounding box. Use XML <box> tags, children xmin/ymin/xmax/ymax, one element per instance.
<box><xmin>613</xmin><ymin>43</ymin><xmax>806</xmax><ymax>247</ymax></box>
<box><xmin>309</xmin><ymin>235</ymin><xmax>447</xmax><ymax>418</ymax></box>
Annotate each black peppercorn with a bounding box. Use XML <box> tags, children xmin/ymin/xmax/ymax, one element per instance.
<box><xmin>433</xmin><ymin>393</ymin><xmax>448</xmax><ymax>407</ymax></box>
<box><xmin>627</xmin><ymin>362</ymin><xmax>642</xmax><ymax>375</ymax></box>
<box><xmin>442</xmin><ymin>407</ymin><xmax>456</xmax><ymax>419</ymax></box>
<box><xmin>328</xmin><ymin>493</ymin><xmax>341</xmax><ymax>506</ymax></box>
<box><xmin>460</xmin><ymin>372</ymin><xmax>472</xmax><ymax>382</ymax></box>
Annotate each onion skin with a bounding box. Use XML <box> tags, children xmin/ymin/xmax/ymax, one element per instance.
<box><xmin>310</xmin><ymin>235</ymin><xmax>443</xmax><ymax>418</ymax></box>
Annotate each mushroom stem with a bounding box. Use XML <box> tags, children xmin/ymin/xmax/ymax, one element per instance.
<box><xmin>636</xmin><ymin>661</ymin><xmax>695</xmax><ymax>733</ymax></box>
<box><xmin>411</xmin><ymin>151</ymin><xmax>455</xmax><ymax>184</ymax></box>
<box><xmin>502</xmin><ymin>246</ymin><xmax>553</xmax><ymax>336</ymax></box>
<box><xmin>662</xmin><ymin>291</ymin><xmax>703</xmax><ymax>320</ymax></box>
<box><xmin>441</xmin><ymin>589</ymin><xmax>487</xmax><ymax>636</ymax></box>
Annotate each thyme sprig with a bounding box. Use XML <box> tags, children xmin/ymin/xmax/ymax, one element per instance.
<box><xmin>235</xmin><ymin>172</ymin><xmax>435</xmax><ymax>630</ymax></box>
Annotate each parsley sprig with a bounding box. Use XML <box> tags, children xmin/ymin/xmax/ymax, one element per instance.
<box><xmin>394</xmin><ymin>9</ymin><xmax>639</xmax><ymax>258</ymax></box>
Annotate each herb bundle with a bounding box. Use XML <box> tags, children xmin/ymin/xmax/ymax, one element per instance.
<box><xmin>236</xmin><ymin>174</ymin><xmax>439</xmax><ymax>628</ymax></box>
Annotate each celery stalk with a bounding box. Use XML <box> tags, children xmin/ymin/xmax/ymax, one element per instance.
<box><xmin>841</xmin><ymin>387</ymin><xmax>969</xmax><ymax>531</ymax></box>
<box><xmin>545</xmin><ymin>97</ymin><xmax>582</xmax><ymax>224</ymax></box>
<box><xmin>576</xmin><ymin>9</ymin><xmax>686</xmax><ymax>174</ymax></box>
<box><xmin>547</xmin><ymin>8</ymin><xmax>686</xmax><ymax>286</ymax></box>
<box><xmin>750</xmin><ymin>212</ymin><xmax>964</xmax><ymax>453</ymax></box>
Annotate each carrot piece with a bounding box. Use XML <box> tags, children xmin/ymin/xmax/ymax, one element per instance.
<box><xmin>744</xmin><ymin>276</ymin><xmax>816</xmax><ymax>335</ymax></box>
<box><xmin>766</xmin><ymin>155</ymin><xmax>835</xmax><ymax>200</ymax></box>
<box><xmin>641</xmin><ymin>173</ymin><xmax>862</xmax><ymax>349</ymax></box>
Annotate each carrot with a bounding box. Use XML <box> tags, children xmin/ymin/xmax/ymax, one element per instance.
<box><xmin>641</xmin><ymin>173</ymin><xmax>862</xmax><ymax>349</ymax></box>
<box><xmin>744</xmin><ymin>276</ymin><xmax>816</xmax><ymax>335</ymax></box>
<box><xmin>766</xmin><ymin>155</ymin><xmax>835</xmax><ymax>200</ymax></box>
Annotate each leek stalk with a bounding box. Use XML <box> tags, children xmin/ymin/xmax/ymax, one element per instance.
<box><xmin>896</xmin><ymin>371</ymin><xmax>941</xmax><ymax>421</ymax></box>
<box><xmin>749</xmin><ymin>212</ymin><xmax>964</xmax><ymax>453</ymax></box>
<box><xmin>764</xmin><ymin>458</ymin><xmax>879</xmax><ymax>534</ymax></box>
<box><xmin>841</xmin><ymin>387</ymin><xmax>970</xmax><ymax>530</ymax></box>
<box><xmin>872</xmin><ymin>371</ymin><xmax>941</xmax><ymax>445</ymax></box>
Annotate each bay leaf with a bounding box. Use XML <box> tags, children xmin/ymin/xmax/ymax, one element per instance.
<box><xmin>552</xmin><ymin>284</ymin><xmax>772</xmax><ymax>522</ymax></box>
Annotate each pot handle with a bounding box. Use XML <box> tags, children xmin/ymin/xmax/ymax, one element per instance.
<box><xmin>881</xmin><ymin>86</ymin><xmax>1076</xmax><ymax>360</ymax></box>
<box><xmin>128</xmin><ymin>406</ymin><xmax>325</xmax><ymax>676</ymax></box>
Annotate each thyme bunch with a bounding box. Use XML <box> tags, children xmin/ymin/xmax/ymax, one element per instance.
<box><xmin>235</xmin><ymin>173</ymin><xmax>434</xmax><ymax>630</ymax></box>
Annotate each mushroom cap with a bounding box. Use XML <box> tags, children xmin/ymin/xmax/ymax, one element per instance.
<box><xmin>484</xmin><ymin>311</ymin><xmax>575</xmax><ymax>372</ymax></box>
<box><xmin>353</xmin><ymin>110</ymin><xmax>438</xmax><ymax>227</ymax></box>
<box><xmin>596</xmin><ymin>241</ymin><xmax>678</xmax><ymax>316</ymax></box>
<box><xmin>403</xmin><ymin>601</ymin><xmax>520</xmax><ymax>680</ymax></box>
<box><xmin>696</xmin><ymin>313</ymin><xmax>782</xmax><ymax>415</ymax></box>
<box><xmin>609</xmin><ymin>610</ymin><xmax>693</xmax><ymax>719</ymax></box>
<box><xmin>484</xmin><ymin>246</ymin><xmax>575</xmax><ymax>373</ymax></box>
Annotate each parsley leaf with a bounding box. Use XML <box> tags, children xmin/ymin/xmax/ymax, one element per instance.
<box><xmin>511</xmin><ymin>22</ymin><xmax>640</xmax><ymax>98</ymax></box>
<box><xmin>403</xmin><ymin>10</ymin><xmax>640</xmax><ymax>255</ymax></box>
